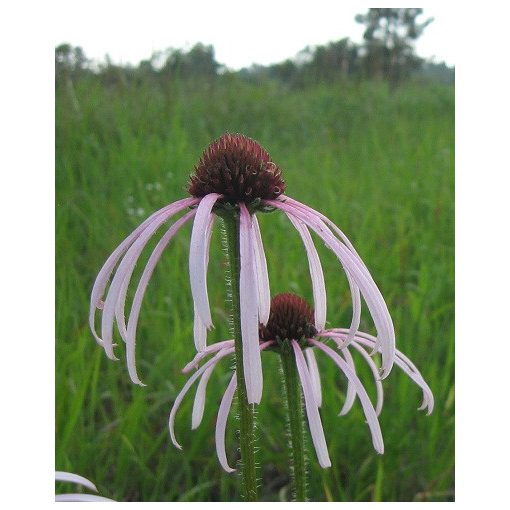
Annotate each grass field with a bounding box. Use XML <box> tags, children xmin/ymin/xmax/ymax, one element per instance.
<box><xmin>55</xmin><ymin>75</ymin><xmax>454</xmax><ymax>502</ymax></box>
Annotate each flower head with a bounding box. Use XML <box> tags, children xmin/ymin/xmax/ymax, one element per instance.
<box><xmin>259</xmin><ymin>293</ymin><xmax>317</xmax><ymax>344</ymax></box>
<box><xmin>188</xmin><ymin>133</ymin><xmax>285</xmax><ymax>204</ymax></box>
<box><xmin>90</xmin><ymin>133</ymin><xmax>395</xmax><ymax>405</ymax></box>
<box><xmin>169</xmin><ymin>293</ymin><xmax>433</xmax><ymax>472</ymax></box>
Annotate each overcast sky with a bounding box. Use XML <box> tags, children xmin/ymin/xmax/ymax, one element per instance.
<box><xmin>54</xmin><ymin>1</ymin><xmax>455</xmax><ymax>69</ymax></box>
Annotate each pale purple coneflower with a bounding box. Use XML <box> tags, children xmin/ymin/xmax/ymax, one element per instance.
<box><xmin>89</xmin><ymin>133</ymin><xmax>395</xmax><ymax>404</ymax></box>
<box><xmin>169</xmin><ymin>294</ymin><xmax>433</xmax><ymax>471</ymax></box>
<box><xmin>55</xmin><ymin>471</ymin><xmax>114</xmax><ymax>502</ymax></box>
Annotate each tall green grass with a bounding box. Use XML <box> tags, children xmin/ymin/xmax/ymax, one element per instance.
<box><xmin>56</xmin><ymin>76</ymin><xmax>454</xmax><ymax>501</ymax></box>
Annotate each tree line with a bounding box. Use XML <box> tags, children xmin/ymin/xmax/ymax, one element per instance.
<box><xmin>56</xmin><ymin>8</ymin><xmax>453</xmax><ymax>88</ymax></box>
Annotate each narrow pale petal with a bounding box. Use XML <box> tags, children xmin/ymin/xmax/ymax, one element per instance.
<box><xmin>189</xmin><ymin>193</ymin><xmax>221</xmax><ymax>328</ymax></box>
<box><xmin>251</xmin><ymin>215</ymin><xmax>271</xmax><ymax>325</ymax></box>
<box><xmin>114</xmin><ymin>273</ymin><xmax>130</xmax><ymax>343</ymax></box>
<box><xmin>55</xmin><ymin>494</ymin><xmax>114</xmax><ymax>502</ymax></box>
<box><xmin>343</xmin><ymin>271</ymin><xmax>361</xmax><ymax>347</ymax></box>
<box><xmin>259</xmin><ymin>340</ymin><xmax>276</xmax><ymax>351</ymax></box>
<box><xmin>280</xmin><ymin>195</ymin><xmax>366</xmax><ymax>263</ymax></box>
<box><xmin>266</xmin><ymin>199</ymin><xmax>395</xmax><ymax>379</ymax></box>
<box><xmin>89</xmin><ymin>197</ymin><xmax>198</xmax><ymax>346</ymax></box>
<box><xmin>101</xmin><ymin>202</ymin><xmax>193</xmax><ymax>360</ymax></box>
<box><xmin>55</xmin><ymin>471</ymin><xmax>98</xmax><ymax>492</ymax></box>
<box><xmin>316</xmin><ymin>330</ymin><xmax>346</xmax><ymax>341</ymax></box>
<box><xmin>292</xmin><ymin>340</ymin><xmax>331</xmax><ymax>468</ymax></box>
<box><xmin>193</xmin><ymin>213</ymin><xmax>216</xmax><ymax>351</ymax></box>
<box><xmin>305</xmin><ymin>348</ymin><xmax>322</xmax><ymax>407</ymax></box>
<box><xmin>192</xmin><ymin>364</ymin><xmax>215</xmax><ymax>429</ymax></box>
<box><xmin>282</xmin><ymin>195</ymin><xmax>362</xmax><ymax>343</ymax></box>
<box><xmin>182</xmin><ymin>340</ymin><xmax>235</xmax><ymax>374</ymax></box>
<box><xmin>393</xmin><ymin>356</ymin><xmax>434</xmax><ymax>414</ymax></box>
<box><xmin>215</xmin><ymin>374</ymin><xmax>238</xmax><ymax>473</ymax></box>
<box><xmin>239</xmin><ymin>203</ymin><xmax>263</xmax><ymax>404</ymax></box>
<box><xmin>350</xmin><ymin>342</ymin><xmax>384</xmax><ymax>416</ymax></box>
<box><xmin>193</xmin><ymin>304</ymin><xmax>207</xmax><ymax>353</ymax></box>
<box><xmin>332</xmin><ymin>328</ymin><xmax>430</xmax><ymax>380</ymax></box>
<box><xmin>338</xmin><ymin>346</ymin><xmax>357</xmax><ymax>416</ymax></box>
<box><xmin>310</xmin><ymin>339</ymin><xmax>384</xmax><ymax>453</ymax></box>
<box><xmin>169</xmin><ymin>347</ymin><xmax>234</xmax><ymax>449</ymax></box>
<box><xmin>287</xmin><ymin>214</ymin><xmax>327</xmax><ymax>330</ymax></box>
<box><xmin>125</xmin><ymin>210</ymin><xmax>195</xmax><ymax>385</ymax></box>
<box><xmin>343</xmin><ymin>332</ymin><xmax>434</xmax><ymax>414</ymax></box>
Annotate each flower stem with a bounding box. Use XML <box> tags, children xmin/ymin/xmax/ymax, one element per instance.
<box><xmin>280</xmin><ymin>347</ymin><xmax>307</xmax><ymax>501</ymax></box>
<box><xmin>221</xmin><ymin>212</ymin><xmax>258</xmax><ymax>501</ymax></box>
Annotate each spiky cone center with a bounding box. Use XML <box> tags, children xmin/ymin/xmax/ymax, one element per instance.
<box><xmin>188</xmin><ymin>133</ymin><xmax>286</xmax><ymax>206</ymax></box>
<box><xmin>260</xmin><ymin>293</ymin><xmax>317</xmax><ymax>349</ymax></box>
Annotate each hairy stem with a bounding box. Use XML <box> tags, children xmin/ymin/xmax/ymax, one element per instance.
<box><xmin>221</xmin><ymin>212</ymin><xmax>258</xmax><ymax>501</ymax></box>
<box><xmin>280</xmin><ymin>347</ymin><xmax>307</xmax><ymax>501</ymax></box>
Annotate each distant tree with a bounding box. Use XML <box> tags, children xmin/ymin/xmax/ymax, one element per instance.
<box><xmin>97</xmin><ymin>54</ymin><xmax>131</xmax><ymax>88</ymax></box>
<box><xmin>266</xmin><ymin>59</ymin><xmax>299</xmax><ymax>85</ymax></box>
<box><xmin>55</xmin><ymin>43</ymin><xmax>89</xmax><ymax>79</ymax></box>
<box><xmin>302</xmin><ymin>39</ymin><xmax>359</xmax><ymax>83</ymax></box>
<box><xmin>55</xmin><ymin>43</ymin><xmax>90</xmax><ymax>113</ymax></box>
<box><xmin>160</xmin><ymin>43</ymin><xmax>221</xmax><ymax>80</ymax></box>
<box><xmin>355</xmin><ymin>8</ymin><xmax>433</xmax><ymax>84</ymax></box>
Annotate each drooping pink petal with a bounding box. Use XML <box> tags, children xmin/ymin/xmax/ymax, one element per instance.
<box><xmin>182</xmin><ymin>340</ymin><xmax>235</xmax><ymax>374</ymax></box>
<box><xmin>114</xmin><ymin>273</ymin><xmax>130</xmax><ymax>343</ymax></box>
<box><xmin>239</xmin><ymin>203</ymin><xmax>263</xmax><ymax>404</ymax></box>
<box><xmin>120</xmin><ymin>209</ymin><xmax>195</xmax><ymax>343</ymax></box>
<box><xmin>55</xmin><ymin>471</ymin><xmax>98</xmax><ymax>492</ymax></box>
<box><xmin>292</xmin><ymin>340</ymin><xmax>331</xmax><ymax>468</ymax></box>
<box><xmin>193</xmin><ymin>213</ymin><xmax>216</xmax><ymax>351</ymax></box>
<box><xmin>251</xmin><ymin>215</ymin><xmax>271</xmax><ymax>325</ymax></box>
<box><xmin>215</xmin><ymin>374</ymin><xmax>238</xmax><ymax>473</ymax></box>
<box><xmin>279</xmin><ymin>195</ymin><xmax>369</xmax><ymax>270</ymax></box>
<box><xmin>389</xmin><ymin>356</ymin><xmax>434</xmax><ymax>414</ymax></box>
<box><xmin>259</xmin><ymin>340</ymin><xmax>276</xmax><ymax>351</ymax></box>
<box><xmin>193</xmin><ymin>304</ymin><xmax>207</xmax><ymax>353</ymax></box>
<box><xmin>287</xmin><ymin>214</ymin><xmax>327</xmax><ymax>331</ymax></box>
<box><xmin>89</xmin><ymin>197</ymin><xmax>199</xmax><ymax>346</ymax></box>
<box><xmin>330</xmin><ymin>329</ymin><xmax>420</xmax><ymax>376</ymax></box>
<box><xmin>292</xmin><ymin>197</ymin><xmax>392</xmax><ymax>366</ymax></box>
<box><xmin>55</xmin><ymin>494</ymin><xmax>115</xmax><ymax>502</ymax></box>
<box><xmin>309</xmin><ymin>339</ymin><xmax>384</xmax><ymax>454</ymax></box>
<box><xmin>295</xmin><ymin>206</ymin><xmax>391</xmax><ymax>369</ymax></box>
<box><xmin>101</xmin><ymin>201</ymin><xmax>196</xmax><ymax>360</ymax></box>
<box><xmin>192</xmin><ymin>364</ymin><xmax>215</xmax><ymax>429</ymax></box>
<box><xmin>124</xmin><ymin>210</ymin><xmax>196</xmax><ymax>385</ymax></box>
<box><xmin>281</xmin><ymin>196</ymin><xmax>363</xmax><ymax>344</ymax></box>
<box><xmin>169</xmin><ymin>347</ymin><xmax>234</xmax><ymax>449</ymax></box>
<box><xmin>335</xmin><ymin>330</ymin><xmax>434</xmax><ymax>414</ymax></box>
<box><xmin>189</xmin><ymin>193</ymin><xmax>222</xmax><ymax>328</ymax></box>
<box><xmin>318</xmin><ymin>332</ymin><xmax>358</xmax><ymax>417</ymax></box>
<box><xmin>343</xmin><ymin>271</ymin><xmax>361</xmax><ymax>347</ymax></box>
<box><xmin>304</xmin><ymin>348</ymin><xmax>322</xmax><ymax>407</ymax></box>
<box><xmin>316</xmin><ymin>330</ymin><xmax>346</xmax><ymax>341</ymax></box>
<box><xmin>338</xmin><ymin>347</ymin><xmax>357</xmax><ymax>417</ymax></box>
<box><xmin>350</xmin><ymin>342</ymin><xmax>384</xmax><ymax>416</ymax></box>
<box><xmin>266</xmin><ymin>198</ymin><xmax>395</xmax><ymax>379</ymax></box>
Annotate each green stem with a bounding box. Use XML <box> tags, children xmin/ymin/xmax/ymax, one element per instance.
<box><xmin>280</xmin><ymin>347</ymin><xmax>307</xmax><ymax>502</ymax></box>
<box><xmin>221</xmin><ymin>212</ymin><xmax>258</xmax><ymax>502</ymax></box>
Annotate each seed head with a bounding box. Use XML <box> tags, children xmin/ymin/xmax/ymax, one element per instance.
<box><xmin>259</xmin><ymin>293</ymin><xmax>317</xmax><ymax>343</ymax></box>
<box><xmin>188</xmin><ymin>133</ymin><xmax>286</xmax><ymax>205</ymax></box>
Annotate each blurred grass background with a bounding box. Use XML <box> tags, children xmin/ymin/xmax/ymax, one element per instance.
<box><xmin>56</xmin><ymin>75</ymin><xmax>454</xmax><ymax>501</ymax></box>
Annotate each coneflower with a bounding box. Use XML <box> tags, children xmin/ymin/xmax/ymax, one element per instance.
<box><xmin>90</xmin><ymin>133</ymin><xmax>394</xmax><ymax>399</ymax></box>
<box><xmin>170</xmin><ymin>293</ymin><xmax>432</xmax><ymax>500</ymax></box>
<box><xmin>89</xmin><ymin>133</ymin><xmax>396</xmax><ymax>500</ymax></box>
